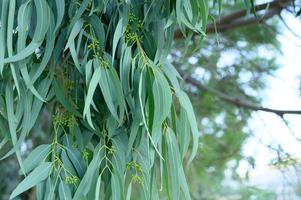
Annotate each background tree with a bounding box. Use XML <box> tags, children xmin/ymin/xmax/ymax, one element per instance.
<box><xmin>174</xmin><ymin>0</ymin><xmax>301</xmax><ymax>199</ymax></box>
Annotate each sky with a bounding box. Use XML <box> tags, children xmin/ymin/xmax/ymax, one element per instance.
<box><xmin>236</xmin><ymin>11</ymin><xmax>301</xmax><ymax>198</ymax></box>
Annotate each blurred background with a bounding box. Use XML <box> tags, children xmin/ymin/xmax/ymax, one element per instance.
<box><xmin>1</xmin><ymin>0</ymin><xmax>301</xmax><ymax>199</ymax></box>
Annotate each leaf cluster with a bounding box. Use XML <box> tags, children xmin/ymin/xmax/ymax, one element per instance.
<box><xmin>0</xmin><ymin>0</ymin><xmax>208</xmax><ymax>199</ymax></box>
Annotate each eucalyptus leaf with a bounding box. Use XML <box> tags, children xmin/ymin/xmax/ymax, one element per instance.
<box><xmin>10</xmin><ymin>162</ymin><xmax>52</xmax><ymax>199</ymax></box>
<box><xmin>22</xmin><ymin>144</ymin><xmax>51</xmax><ymax>174</ymax></box>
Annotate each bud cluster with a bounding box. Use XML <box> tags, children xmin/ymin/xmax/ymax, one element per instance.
<box><xmin>125</xmin><ymin>13</ymin><xmax>144</xmax><ymax>45</ymax></box>
<box><xmin>53</xmin><ymin>108</ymin><xmax>77</xmax><ymax>128</ymax></box>
<box><xmin>66</xmin><ymin>175</ymin><xmax>79</xmax><ymax>185</ymax></box>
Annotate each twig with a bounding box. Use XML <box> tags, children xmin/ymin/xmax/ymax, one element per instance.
<box><xmin>280</xmin><ymin>116</ymin><xmax>301</xmax><ymax>142</ymax></box>
<box><xmin>177</xmin><ymin>68</ymin><xmax>301</xmax><ymax>116</ymax></box>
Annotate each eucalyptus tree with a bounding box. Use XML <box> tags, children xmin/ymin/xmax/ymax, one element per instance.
<box><xmin>0</xmin><ymin>0</ymin><xmax>209</xmax><ymax>199</ymax></box>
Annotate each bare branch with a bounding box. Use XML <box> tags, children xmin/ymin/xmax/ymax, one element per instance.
<box><xmin>177</xmin><ymin>68</ymin><xmax>301</xmax><ymax>116</ymax></box>
<box><xmin>206</xmin><ymin>8</ymin><xmax>281</xmax><ymax>33</ymax></box>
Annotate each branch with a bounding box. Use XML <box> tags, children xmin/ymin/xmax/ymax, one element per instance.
<box><xmin>174</xmin><ymin>0</ymin><xmax>293</xmax><ymax>39</ymax></box>
<box><xmin>216</xmin><ymin>0</ymin><xmax>290</xmax><ymax>24</ymax></box>
<box><xmin>177</xmin><ymin>68</ymin><xmax>301</xmax><ymax>117</ymax></box>
<box><xmin>206</xmin><ymin>8</ymin><xmax>281</xmax><ymax>33</ymax></box>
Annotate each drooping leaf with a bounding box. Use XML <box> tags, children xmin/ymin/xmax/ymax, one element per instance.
<box><xmin>73</xmin><ymin>146</ymin><xmax>101</xmax><ymax>200</ymax></box>
<box><xmin>10</xmin><ymin>162</ymin><xmax>52</xmax><ymax>199</ymax></box>
<box><xmin>83</xmin><ymin>63</ymin><xmax>101</xmax><ymax>129</ymax></box>
<box><xmin>176</xmin><ymin>91</ymin><xmax>200</xmax><ymax>163</ymax></box>
<box><xmin>59</xmin><ymin>181</ymin><xmax>72</xmax><ymax>200</ymax></box>
<box><xmin>23</xmin><ymin>144</ymin><xmax>51</xmax><ymax>174</ymax></box>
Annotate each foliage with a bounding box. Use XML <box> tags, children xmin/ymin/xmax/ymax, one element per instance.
<box><xmin>0</xmin><ymin>0</ymin><xmax>211</xmax><ymax>199</ymax></box>
<box><xmin>171</xmin><ymin>1</ymin><xmax>282</xmax><ymax>198</ymax></box>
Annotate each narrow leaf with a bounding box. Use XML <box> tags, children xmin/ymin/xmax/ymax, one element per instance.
<box><xmin>10</xmin><ymin>162</ymin><xmax>52</xmax><ymax>199</ymax></box>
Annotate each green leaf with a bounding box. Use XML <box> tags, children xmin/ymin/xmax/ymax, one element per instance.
<box><xmin>54</xmin><ymin>0</ymin><xmax>65</xmax><ymax>32</ymax></box>
<box><xmin>4</xmin><ymin>0</ymin><xmax>50</xmax><ymax>64</ymax></box>
<box><xmin>85</xmin><ymin>15</ymin><xmax>105</xmax><ymax>47</ymax></box>
<box><xmin>32</xmin><ymin>0</ymin><xmax>51</xmax><ymax>42</ymax></box>
<box><xmin>163</xmin><ymin>63</ymin><xmax>181</xmax><ymax>92</ymax></box>
<box><xmin>68</xmin><ymin>0</ymin><xmax>90</xmax><ymax>28</ymax></box>
<box><xmin>97</xmin><ymin>62</ymin><xmax>119</xmax><ymax>122</ymax></box>
<box><xmin>7</xmin><ymin>0</ymin><xmax>16</xmax><ymax>58</ymax></box>
<box><xmin>10</xmin><ymin>162</ymin><xmax>52</xmax><ymax>199</ymax></box>
<box><xmin>179</xmin><ymin>165</ymin><xmax>192</xmax><ymax>200</ymax></box>
<box><xmin>52</xmin><ymin>78</ymin><xmax>81</xmax><ymax>117</ymax></box>
<box><xmin>65</xmin><ymin>146</ymin><xmax>86</xmax><ymax>178</ymax></box>
<box><xmin>165</xmin><ymin>128</ymin><xmax>180</xmax><ymax>200</ymax></box>
<box><xmin>138</xmin><ymin>67</ymin><xmax>163</xmax><ymax>160</ymax></box>
<box><xmin>94</xmin><ymin>175</ymin><xmax>102</xmax><ymax>200</ymax></box>
<box><xmin>107</xmin><ymin>64</ymin><xmax>126</xmax><ymax>122</ymax></box>
<box><xmin>0</xmin><ymin>0</ymin><xmax>9</xmax><ymax>74</ymax></box>
<box><xmin>5</xmin><ymin>83</ymin><xmax>25</xmax><ymax>174</ymax></box>
<box><xmin>65</xmin><ymin>19</ymin><xmax>84</xmax><ymax>73</ymax></box>
<box><xmin>61</xmin><ymin>150</ymin><xmax>77</xmax><ymax>176</ymax></box>
<box><xmin>85</xmin><ymin>60</ymin><xmax>93</xmax><ymax>86</ymax></box>
<box><xmin>176</xmin><ymin>91</ymin><xmax>199</xmax><ymax>164</ymax></box>
<box><xmin>23</xmin><ymin>144</ymin><xmax>51</xmax><ymax>174</ymax></box>
<box><xmin>0</xmin><ymin>137</ymin><xmax>8</xmax><ymax>150</ymax></box>
<box><xmin>120</xmin><ymin>46</ymin><xmax>134</xmax><ymax>108</ymax></box>
<box><xmin>44</xmin><ymin>177</ymin><xmax>55</xmax><ymax>200</ymax></box>
<box><xmin>151</xmin><ymin>70</ymin><xmax>172</xmax><ymax>143</ymax></box>
<box><xmin>30</xmin><ymin>24</ymin><xmax>56</xmax><ymax>85</ymax></box>
<box><xmin>16</xmin><ymin>1</ymin><xmax>46</xmax><ymax>101</ymax></box>
<box><xmin>126</xmin><ymin>182</ymin><xmax>132</xmax><ymax>200</ymax></box>
<box><xmin>73</xmin><ymin>147</ymin><xmax>101</xmax><ymax>200</ymax></box>
<box><xmin>178</xmin><ymin>110</ymin><xmax>191</xmax><ymax>159</ymax></box>
<box><xmin>83</xmin><ymin>63</ymin><xmax>101</xmax><ymax>129</ymax></box>
<box><xmin>59</xmin><ymin>181</ymin><xmax>72</xmax><ymax>200</ymax></box>
<box><xmin>3</xmin><ymin>42</ymin><xmax>41</xmax><ymax>63</ymax></box>
<box><xmin>36</xmin><ymin>181</ymin><xmax>46</xmax><ymax>200</ymax></box>
<box><xmin>112</xmin><ymin>17</ymin><xmax>124</xmax><ymax>65</ymax></box>
<box><xmin>127</xmin><ymin>116</ymin><xmax>140</xmax><ymax>156</ymax></box>
<box><xmin>199</xmin><ymin>0</ymin><xmax>209</xmax><ymax>33</ymax></box>
<box><xmin>111</xmin><ymin>173</ymin><xmax>122</xmax><ymax>200</ymax></box>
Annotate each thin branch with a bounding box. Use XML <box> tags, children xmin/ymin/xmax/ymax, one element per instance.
<box><xmin>216</xmin><ymin>0</ymin><xmax>291</xmax><ymax>24</ymax></box>
<box><xmin>177</xmin><ymin>68</ymin><xmax>301</xmax><ymax>116</ymax></box>
<box><xmin>174</xmin><ymin>0</ymin><xmax>293</xmax><ymax>39</ymax></box>
<box><xmin>206</xmin><ymin>8</ymin><xmax>281</xmax><ymax>33</ymax></box>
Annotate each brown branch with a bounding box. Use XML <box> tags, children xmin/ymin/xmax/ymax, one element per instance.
<box><xmin>206</xmin><ymin>8</ymin><xmax>281</xmax><ymax>33</ymax></box>
<box><xmin>177</xmin><ymin>68</ymin><xmax>301</xmax><ymax>117</ymax></box>
<box><xmin>218</xmin><ymin>0</ymin><xmax>290</xmax><ymax>23</ymax></box>
<box><xmin>174</xmin><ymin>0</ymin><xmax>293</xmax><ymax>39</ymax></box>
